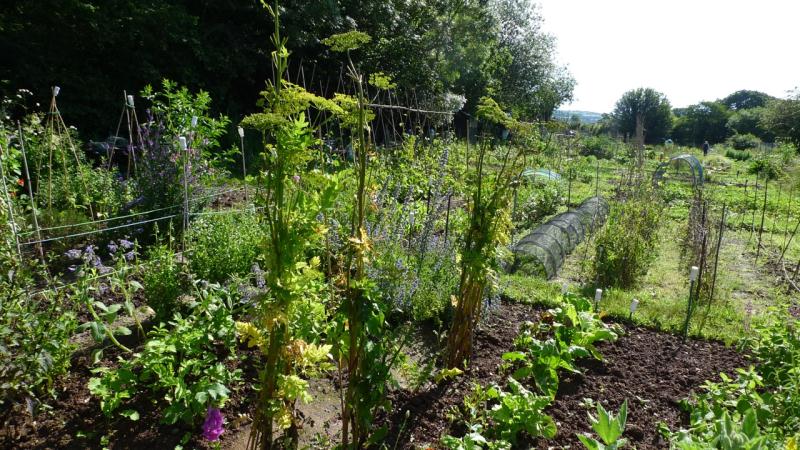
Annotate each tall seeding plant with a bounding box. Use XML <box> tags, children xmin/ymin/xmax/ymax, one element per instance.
<box><xmin>446</xmin><ymin>98</ymin><xmax>537</xmax><ymax>368</ymax></box>
<box><xmin>322</xmin><ymin>30</ymin><xmax>401</xmax><ymax>448</ymax></box>
<box><xmin>240</xmin><ymin>3</ymin><xmax>342</xmax><ymax>448</ymax></box>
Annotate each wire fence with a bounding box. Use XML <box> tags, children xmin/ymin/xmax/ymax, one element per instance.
<box><xmin>4</xmin><ymin>70</ymin><xmax>481</xmax><ymax>295</ymax></box>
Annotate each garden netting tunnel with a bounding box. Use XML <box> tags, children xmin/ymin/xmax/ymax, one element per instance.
<box><xmin>510</xmin><ymin>196</ymin><xmax>609</xmax><ymax>279</ymax></box>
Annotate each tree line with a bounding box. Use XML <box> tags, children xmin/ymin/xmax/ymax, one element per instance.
<box><xmin>594</xmin><ymin>87</ymin><xmax>800</xmax><ymax>149</ymax></box>
<box><xmin>0</xmin><ymin>0</ymin><xmax>574</xmax><ymax>139</ymax></box>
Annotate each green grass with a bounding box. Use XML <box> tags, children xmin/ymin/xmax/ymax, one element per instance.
<box><xmin>503</xmin><ymin>142</ymin><xmax>799</xmax><ymax>344</ymax></box>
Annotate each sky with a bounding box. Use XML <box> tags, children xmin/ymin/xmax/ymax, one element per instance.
<box><xmin>536</xmin><ymin>0</ymin><xmax>800</xmax><ymax>113</ymax></box>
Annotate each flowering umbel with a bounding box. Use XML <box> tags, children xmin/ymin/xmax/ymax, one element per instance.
<box><xmin>202</xmin><ymin>407</ymin><xmax>224</xmax><ymax>442</ymax></box>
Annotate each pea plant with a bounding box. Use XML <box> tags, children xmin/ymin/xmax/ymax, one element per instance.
<box><xmin>88</xmin><ymin>283</ymin><xmax>240</xmax><ymax>426</ymax></box>
<box><xmin>443</xmin><ymin>378</ymin><xmax>555</xmax><ymax>448</ymax></box>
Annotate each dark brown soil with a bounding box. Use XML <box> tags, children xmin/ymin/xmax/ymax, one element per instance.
<box><xmin>1</xmin><ymin>343</ymin><xmax>259</xmax><ymax>450</ymax></box>
<box><xmin>384</xmin><ymin>302</ymin><xmax>747</xmax><ymax>449</ymax></box>
<box><xmin>3</xmin><ymin>298</ymin><xmax>747</xmax><ymax>449</ymax></box>
<box><xmin>535</xmin><ymin>325</ymin><xmax>746</xmax><ymax>449</ymax></box>
<box><xmin>382</xmin><ymin>300</ymin><xmax>542</xmax><ymax>447</ymax></box>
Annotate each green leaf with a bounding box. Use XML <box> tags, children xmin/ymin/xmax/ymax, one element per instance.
<box><xmin>207</xmin><ymin>383</ymin><xmax>229</xmax><ymax>400</ymax></box>
<box><xmin>121</xmin><ymin>409</ymin><xmax>139</xmax><ymax>421</ymax></box>
<box><xmin>91</xmin><ymin>348</ymin><xmax>104</xmax><ymax>364</ymax></box>
<box><xmin>578</xmin><ymin>434</ymin><xmax>601</xmax><ymax>450</ymax></box>
<box><xmin>114</xmin><ymin>326</ymin><xmax>132</xmax><ymax>336</ymax></box>
<box><xmin>89</xmin><ymin>321</ymin><xmax>104</xmax><ymax>341</ymax></box>
<box><xmin>501</xmin><ymin>351</ymin><xmax>527</xmax><ymax>362</ymax></box>
<box><xmin>592</xmin><ymin>400</ymin><xmax>626</xmax><ymax>445</ymax></box>
<box><xmin>742</xmin><ymin>409</ymin><xmax>758</xmax><ymax>439</ymax></box>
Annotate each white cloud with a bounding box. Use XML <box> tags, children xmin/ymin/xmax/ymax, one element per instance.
<box><xmin>536</xmin><ymin>0</ymin><xmax>800</xmax><ymax>113</ymax></box>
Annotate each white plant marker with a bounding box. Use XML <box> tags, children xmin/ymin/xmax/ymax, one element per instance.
<box><xmin>53</xmin><ymin>86</ymin><xmax>60</xmax><ymax>97</ymax></box>
<box><xmin>127</xmin><ymin>95</ymin><xmax>135</xmax><ymax>108</ymax></box>
<box><xmin>179</xmin><ymin>136</ymin><xmax>188</xmax><ymax>151</ymax></box>
<box><xmin>593</xmin><ymin>288</ymin><xmax>603</xmax><ymax>312</ymax></box>
<box><xmin>561</xmin><ymin>283</ymin><xmax>569</xmax><ymax>295</ymax></box>
<box><xmin>682</xmin><ymin>266</ymin><xmax>701</xmax><ymax>342</ymax></box>
<box><xmin>630</xmin><ymin>298</ymin><xmax>639</xmax><ymax>314</ymax></box>
<box><xmin>191</xmin><ymin>116</ymin><xmax>198</xmax><ymax>128</ymax></box>
<box><xmin>238</xmin><ymin>126</ymin><xmax>248</xmax><ymax>201</ymax></box>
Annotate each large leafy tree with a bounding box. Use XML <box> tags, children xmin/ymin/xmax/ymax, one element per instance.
<box><xmin>721</xmin><ymin>90</ymin><xmax>774</xmax><ymax>111</ymax></box>
<box><xmin>2</xmin><ymin>0</ymin><xmax>573</xmax><ymax>137</ymax></box>
<box><xmin>610</xmin><ymin>88</ymin><xmax>672</xmax><ymax>144</ymax></box>
<box><xmin>671</xmin><ymin>101</ymin><xmax>731</xmax><ymax>145</ymax></box>
<box><xmin>763</xmin><ymin>90</ymin><xmax>800</xmax><ymax>149</ymax></box>
<box><xmin>726</xmin><ymin>107</ymin><xmax>774</xmax><ymax>142</ymax></box>
<box><xmin>489</xmin><ymin>0</ymin><xmax>575</xmax><ymax>121</ymax></box>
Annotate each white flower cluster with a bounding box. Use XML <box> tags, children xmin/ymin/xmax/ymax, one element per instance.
<box><xmin>442</xmin><ymin>92</ymin><xmax>466</xmax><ymax>113</ymax></box>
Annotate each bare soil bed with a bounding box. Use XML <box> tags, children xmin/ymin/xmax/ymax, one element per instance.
<box><xmin>3</xmin><ymin>299</ymin><xmax>746</xmax><ymax>449</ymax></box>
<box><xmin>384</xmin><ymin>301</ymin><xmax>747</xmax><ymax>449</ymax></box>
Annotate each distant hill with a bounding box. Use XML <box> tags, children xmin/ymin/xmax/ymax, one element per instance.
<box><xmin>552</xmin><ymin>110</ymin><xmax>604</xmax><ymax>124</ymax></box>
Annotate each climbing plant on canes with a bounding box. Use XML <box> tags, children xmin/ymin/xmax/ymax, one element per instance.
<box><xmin>446</xmin><ymin>98</ymin><xmax>539</xmax><ymax>368</ymax></box>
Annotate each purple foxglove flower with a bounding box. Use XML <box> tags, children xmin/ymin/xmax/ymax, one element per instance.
<box><xmin>202</xmin><ymin>407</ymin><xmax>224</xmax><ymax>442</ymax></box>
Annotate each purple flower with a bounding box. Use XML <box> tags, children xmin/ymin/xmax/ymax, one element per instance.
<box><xmin>107</xmin><ymin>241</ymin><xmax>119</xmax><ymax>254</ymax></box>
<box><xmin>292</xmin><ymin>174</ymin><xmax>301</xmax><ymax>184</ymax></box>
<box><xmin>123</xmin><ymin>251</ymin><xmax>136</xmax><ymax>262</ymax></box>
<box><xmin>65</xmin><ymin>249</ymin><xmax>82</xmax><ymax>260</ymax></box>
<box><xmin>202</xmin><ymin>407</ymin><xmax>224</xmax><ymax>442</ymax></box>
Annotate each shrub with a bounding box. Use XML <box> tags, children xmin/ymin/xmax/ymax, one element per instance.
<box><xmin>135</xmin><ymin>81</ymin><xmax>230</xmax><ymax>230</ymax></box>
<box><xmin>0</xmin><ymin>247</ymin><xmax>77</xmax><ymax>412</ymax></box>
<box><xmin>513</xmin><ymin>179</ymin><xmax>564</xmax><ymax>230</ymax></box>
<box><xmin>187</xmin><ymin>211</ymin><xmax>262</xmax><ymax>283</ymax></box>
<box><xmin>579</xmin><ymin>135</ymin><xmax>620</xmax><ymax>160</ymax></box>
<box><xmin>748</xmin><ymin>156</ymin><xmax>782</xmax><ymax>180</ymax></box>
<box><xmin>726</xmin><ymin>133</ymin><xmax>762</xmax><ymax>150</ymax></box>
<box><xmin>724</xmin><ymin>148</ymin><xmax>752</xmax><ymax>161</ymax></box>
<box><xmin>142</xmin><ymin>243</ymin><xmax>185</xmax><ymax>321</ymax></box>
<box><xmin>704</xmin><ymin>154</ymin><xmax>732</xmax><ymax>172</ymax></box>
<box><xmin>593</xmin><ymin>189</ymin><xmax>662</xmax><ymax>288</ymax></box>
